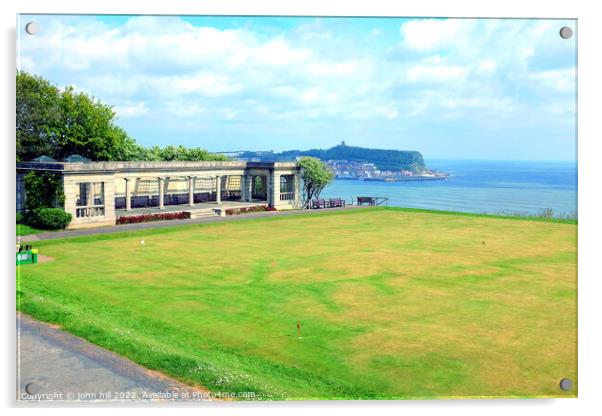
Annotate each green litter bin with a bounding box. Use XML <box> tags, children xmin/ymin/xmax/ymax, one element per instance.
<box><xmin>16</xmin><ymin>248</ymin><xmax>38</xmax><ymax>265</ymax></box>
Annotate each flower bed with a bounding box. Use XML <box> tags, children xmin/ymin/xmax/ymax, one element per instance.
<box><xmin>116</xmin><ymin>211</ymin><xmax>191</xmax><ymax>225</ymax></box>
<box><xmin>225</xmin><ymin>205</ymin><xmax>276</xmax><ymax>216</ymax></box>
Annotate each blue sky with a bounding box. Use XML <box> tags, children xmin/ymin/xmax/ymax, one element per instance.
<box><xmin>18</xmin><ymin>15</ymin><xmax>576</xmax><ymax>161</ymax></box>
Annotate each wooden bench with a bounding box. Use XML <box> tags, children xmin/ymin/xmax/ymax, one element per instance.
<box><xmin>357</xmin><ymin>196</ymin><xmax>374</xmax><ymax>206</ymax></box>
<box><xmin>328</xmin><ymin>198</ymin><xmax>346</xmax><ymax>208</ymax></box>
<box><xmin>311</xmin><ymin>199</ymin><xmax>327</xmax><ymax>209</ymax></box>
<box><xmin>356</xmin><ymin>196</ymin><xmax>389</xmax><ymax>206</ymax></box>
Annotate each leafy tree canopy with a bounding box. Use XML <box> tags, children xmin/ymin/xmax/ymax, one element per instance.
<box><xmin>16</xmin><ymin>71</ymin><xmax>228</xmax><ymax>162</ymax></box>
<box><xmin>138</xmin><ymin>145</ymin><xmax>229</xmax><ymax>162</ymax></box>
<box><xmin>298</xmin><ymin>157</ymin><xmax>334</xmax><ymax>207</ymax></box>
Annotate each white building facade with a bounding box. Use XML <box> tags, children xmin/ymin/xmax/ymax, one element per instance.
<box><xmin>17</xmin><ymin>160</ymin><xmax>302</xmax><ymax>229</ymax></box>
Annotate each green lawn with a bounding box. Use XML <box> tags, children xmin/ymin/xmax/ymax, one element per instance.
<box><xmin>16</xmin><ymin>208</ymin><xmax>577</xmax><ymax>399</ymax></box>
<box><xmin>16</xmin><ymin>223</ymin><xmax>46</xmax><ymax>236</ymax></box>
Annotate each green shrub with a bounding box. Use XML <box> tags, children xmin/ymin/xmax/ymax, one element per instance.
<box><xmin>23</xmin><ymin>171</ymin><xmax>65</xmax><ymax>212</ymax></box>
<box><xmin>29</xmin><ymin>207</ymin><xmax>72</xmax><ymax>230</ymax></box>
<box><xmin>16</xmin><ymin>212</ymin><xmax>24</xmax><ymax>224</ymax></box>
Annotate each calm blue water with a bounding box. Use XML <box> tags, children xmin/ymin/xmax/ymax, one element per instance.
<box><xmin>322</xmin><ymin>160</ymin><xmax>577</xmax><ymax>217</ymax></box>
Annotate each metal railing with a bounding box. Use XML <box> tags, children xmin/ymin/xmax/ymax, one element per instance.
<box><xmin>354</xmin><ymin>196</ymin><xmax>389</xmax><ymax>206</ymax></box>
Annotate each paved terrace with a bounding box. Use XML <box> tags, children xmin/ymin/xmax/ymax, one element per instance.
<box><xmin>18</xmin><ymin>206</ymin><xmax>365</xmax><ymax>242</ymax></box>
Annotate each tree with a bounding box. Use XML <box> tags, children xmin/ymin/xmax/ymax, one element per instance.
<box><xmin>17</xmin><ymin>71</ymin><xmax>140</xmax><ymax>161</ymax></box>
<box><xmin>23</xmin><ymin>171</ymin><xmax>65</xmax><ymax>212</ymax></box>
<box><xmin>53</xmin><ymin>86</ymin><xmax>141</xmax><ymax>161</ymax></box>
<box><xmin>16</xmin><ymin>72</ymin><xmax>61</xmax><ymax>161</ymax></box>
<box><xmin>298</xmin><ymin>157</ymin><xmax>334</xmax><ymax>208</ymax></box>
<box><xmin>17</xmin><ymin>71</ymin><xmax>229</xmax><ymax>163</ymax></box>
<box><xmin>139</xmin><ymin>145</ymin><xmax>230</xmax><ymax>162</ymax></box>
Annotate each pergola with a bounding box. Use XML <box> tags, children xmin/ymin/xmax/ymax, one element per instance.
<box><xmin>17</xmin><ymin>160</ymin><xmax>302</xmax><ymax>229</ymax></box>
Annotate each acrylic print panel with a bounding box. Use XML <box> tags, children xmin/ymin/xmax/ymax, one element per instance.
<box><xmin>16</xmin><ymin>14</ymin><xmax>577</xmax><ymax>402</ymax></box>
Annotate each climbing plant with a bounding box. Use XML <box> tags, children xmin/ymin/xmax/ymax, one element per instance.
<box><xmin>23</xmin><ymin>171</ymin><xmax>65</xmax><ymax>213</ymax></box>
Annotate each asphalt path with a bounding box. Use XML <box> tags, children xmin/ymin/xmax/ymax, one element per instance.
<box><xmin>17</xmin><ymin>313</ymin><xmax>212</xmax><ymax>403</ymax></box>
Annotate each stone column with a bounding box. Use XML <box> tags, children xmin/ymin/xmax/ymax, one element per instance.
<box><xmin>272</xmin><ymin>173</ymin><xmax>281</xmax><ymax>207</ymax></box>
<box><xmin>266</xmin><ymin>174</ymin><xmax>272</xmax><ymax>205</ymax></box>
<box><xmin>240</xmin><ymin>175</ymin><xmax>246</xmax><ymax>202</ymax></box>
<box><xmin>125</xmin><ymin>178</ymin><xmax>132</xmax><ymax>211</ymax></box>
<box><xmin>216</xmin><ymin>175</ymin><xmax>221</xmax><ymax>204</ymax></box>
<box><xmin>246</xmin><ymin>175</ymin><xmax>253</xmax><ymax>202</ymax></box>
<box><xmin>158</xmin><ymin>177</ymin><xmax>165</xmax><ymax>209</ymax></box>
<box><xmin>62</xmin><ymin>177</ymin><xmax>78</xmax><ymax>222</ymax></box>
<box><xmin>86</xmin><ymin>182</ymin><xmax>95</xmax><ymax>207</ymax></box>
<box><xmin>188</xmin><ymin>176</ymin><xmax>195</xmax><ymax>207</ymax></box>
<box><xmin>294</xmin><ymin>173</ymin><xmax>302</xmax><ymax>208</ymax></box>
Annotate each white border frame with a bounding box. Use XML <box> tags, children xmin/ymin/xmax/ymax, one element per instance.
<box><xmin>2</xmin><ymin>1</ymin><xmax>601</xmax><ymax>415</ymax></box>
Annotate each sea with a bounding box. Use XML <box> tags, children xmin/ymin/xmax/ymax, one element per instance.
<box><xmin>321</xmin><ymin>160</ymin><xmax>577</xmax><ymax>218</ymax></box>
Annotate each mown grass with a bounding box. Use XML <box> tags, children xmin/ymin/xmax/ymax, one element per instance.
<box><xmin>16</xmin><ymin>223</ymin><xmax>46</xmax><ymax>236</ymax></box>
<box><xmin>17</xmin><ymin>207</ymin><xmax>577</xmax><ymax>399</ymax></box>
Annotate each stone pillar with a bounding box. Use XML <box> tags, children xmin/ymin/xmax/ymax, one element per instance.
<box><xmin>294</xmin><ymin>173</ymin><xmax>302</xmax><ymax>208</ymax></box>
<box><xmin>158</xmin><ymin>177</ymin><xmax>165</xmax><ymax>209</ymax></box>
<box><xmin>125</xmin><ymin>178</ymin><xmax>132</xmax><ymax>211</ymax></box>
<box><xmin>246</xmin><ymin>175</ymin><xmax>253</xmax><ymax>202</ymax></box>
<box><xmin>272</xmin><ymin>173</ymin><xmax>281</xmax><ymax>207</ymax></box>
<box><xmin>188</xmin><ymin>176</ymin><xmax>195</xmax><ymax>207</ymax></box>
<box><xmin>240</xmin><ymin>175</ymin><xmax>246</xmax><ymax>202</ymax></box>
<box><xmin>216</xmin><ymin>175</ymin><xmax>221</xmax><ymax>204</ymax></box>
<box><xmin>103</xmin><ymin>178</ymin><xmax>115</xmax><ymax>221</ymax></box>
<box><xmin>63</xmin><ymin>177</ymin><xmax>78</xmax><ymax>222</ymax></box>
<box><xmin>266</xmin><ymin>174</ymin><xmax>272</xmax><ymax>205</ymax></box>
<box><xmin>86</xmin><ymin>182</ymin><xmax>95</xmax><ymax>207</ymax></box>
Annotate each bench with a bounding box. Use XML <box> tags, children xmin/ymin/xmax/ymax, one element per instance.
<box><xmin>357</xmin><ymin>196</ymin><xmax>373</xmax><ymax>206</ymax></box>
<box><xmin>328</xmin><ymin>198</ymin><xmax>346</xmax><ymax>208</ymax></box>
<box><xmin>310</xmin><ymin>198</ymin><xmax>346</xmax><ymax>209</ymax></box>
<box><xmin>311</xmin><ymin>199</ymin><xmax>327</xmax><ymax>209</ymax></box>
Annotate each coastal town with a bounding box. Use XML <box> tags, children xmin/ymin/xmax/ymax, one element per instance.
<box><xmin>324</xmin><ymin>159</ymin><xmax>449</xmax><ymax>182</ymax></box>
<box><xmin>224</xmin><ymin>142</ymin><xmax>450</xmax><ymax>182</ymax></box>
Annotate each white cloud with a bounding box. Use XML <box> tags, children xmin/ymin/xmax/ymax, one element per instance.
<box><xmin>440</xmin><ymin>97</ymin><xmax>516</xmax><ymax>114</ymax></box>
<box><xmin>18</xmin><ymin>15</ymin><xmax>576</xmax><ymax>140</ymax></box>
<box><xmin>165</xmin><ymin>101</ymin><xmax>206</xmax><ymax>117</ymax></box>
<box><xmin>369</xmin><ymin>28</ymin><xmax>383</xmax><ymax>38</ymax></box>
<box><xmin>113</xmin><ymin>102</ymin><xmax>149</xmax><ymax>118</ymax></box>
<box><xmin>406</xmin><ymin>64</ymin><xmax>468</xmax><ymax>82</ymax></box>
<box><xmin>528</xmin><ymin>68</ymin><xmax>576</xmax><ymax>93</ymax></box>
<box><xmin>252</xmin><ymin>38</ymin><xmax>313</xmax><ymax>66</ymax></box>
<box><xmin>476</xmin><ymin>59</ymin><xmax>497</xmax><ymax>74</ymax></box>
<box><xmin>153</xmin><ymin>72</ymin><xmax>243</xmax><ymax>98</ymax></box>
<box><xmin>306</xmin><ymin>61</ymin><xmax>360</xmax><ymax>77</ymax></box>
<box><xmin>400</xmin><ymin>19</ymin><xmax>474</xmax><ymax>51</ymax></box>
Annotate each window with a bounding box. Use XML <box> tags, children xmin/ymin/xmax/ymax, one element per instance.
<box><xmin>224</xmin><ymin>175</ymin><xmax>241</xmax><ymax>191</ymax></box>
<box><xmin>76</xmin><ymin>183</ymin><xmax>90</xmax><ymax>207</ymax></box>
<box><xmin>94</xmin><ymin>182</ymin><xmax>105</xmax><ymax>205</ymax></box>
<box><xmin>280</xmin><ymin>175</ymin><xmax>294</xmax><ymax>193</ymax></box>
<box><xmin>75</xmin><ymin>181</ymin><xmax>106</xmax><ymax>218</ymax></box>
<box><xmin>195</xmin><ymin>177</ymin><xmax>217</xmax><ymax>192</ymax></box>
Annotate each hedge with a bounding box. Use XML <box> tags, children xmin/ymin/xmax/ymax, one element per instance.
<box><xmin>116</xmin><ymin>211</ymin><xmax>191</xmax><ymax>225</ymax></box>
<box><xmin>28</xmin><ymin>207</ymin><xmax>72</xmax><ymax>230</ymax></box>
<box><xmin>225</xmin><ymin>205</ymin><xmax>276</xmax><ymax>216</ymax></box>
